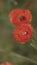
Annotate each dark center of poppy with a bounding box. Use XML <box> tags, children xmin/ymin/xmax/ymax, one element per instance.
<box><xmin>19</xmin><ymin>16</ymin><xmax>26</xmax><ymax>21</ymax></box>
<box><xmin>22</xmin><ymin>31</ymin><xmax>28</xmax><ymax>35</ymax></box>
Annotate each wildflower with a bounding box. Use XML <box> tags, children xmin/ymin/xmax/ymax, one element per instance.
<box><xmin>0</xmin><ymin>1</ymin><xmax>4</xmax><ymax>8</ymax></box>
<box><xmin>13</xmin><ymin>24</ymin><xmax>33</xmax><ymax>44</ymax></box>
<box><xmin>1</xmin><ymin>62</ymin><xmax>13</xmax><ymax>65</ymax></box>
<box><xmin>9</xmin><ymin>9</ymin><xmax>32</xmax><ymax>26</ymax></box>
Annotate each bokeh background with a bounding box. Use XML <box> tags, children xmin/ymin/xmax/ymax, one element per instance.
<box><xmin>0</xmin><ymin>0</ymin><xmax>37</xmax><ymax>65</ymax></box>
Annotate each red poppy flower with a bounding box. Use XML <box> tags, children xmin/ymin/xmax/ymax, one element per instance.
<box><xmin>13</xmin><ymin>24</ymin><xmax>33</xmax><ymax>44</ymax></box>
<box><xmin>1</xmin><ymin>62</ymin><xmax>13</xmax><ymax>65</ymax></box>
<box><xmin>9</xmin><ymin>9</ymin><xmax>32</xmax><ymax>26</ymax></box>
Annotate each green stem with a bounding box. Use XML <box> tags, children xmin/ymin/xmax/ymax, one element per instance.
<box><xmin>0</xmin><ymin>49</ymin><xmax>37</xmax><ymax>64</ymax></box>
<box><xmin>30</xmin><ymin>42</ymin><xmax>37</xmax><ymax>50</ymax></box>
<box><xmin>10</xmin><ymin>52</ymin><xmax>37</xmax><ymax>64</ymax></box>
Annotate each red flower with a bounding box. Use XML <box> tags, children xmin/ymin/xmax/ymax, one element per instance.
<box><xmin>0</xmin><ymin>1</ymin><xmax>4</xmax><ymax>8</ymax></box>
<box><xmin>1</xmin><ymin>62</ymin><xmax>13</xmax><ymax>65</ymax></box>
<box><xmin>13</xmin><ymin>24</ymin><xmax>33</xmax><ymax>44</ymax></box>
<box><xmin>9</xmin><ymin>9</ymin><xmax>32</xmax><ymax>26</ymax></box>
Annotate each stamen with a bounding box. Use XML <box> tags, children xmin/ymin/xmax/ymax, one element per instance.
<box><xmin>19</xmin><ymin>16</ymin><xmax>26</xmax><ymax>21</ymax></box>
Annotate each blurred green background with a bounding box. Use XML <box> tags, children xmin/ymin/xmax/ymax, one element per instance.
<box><xmin>0</xmin><ymin>0</ymin><xmax>37</xmax><ymax>65</ymax></box>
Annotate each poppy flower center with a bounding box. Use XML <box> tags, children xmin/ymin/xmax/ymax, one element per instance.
<box><xmin>19</xmin><ymin>16</ymin><xmax>26</xmax><ymax>21</ymax></box>
<box><xmin>22</xmin><ymin>31</ymin><xmax>28</xmax><ymax>35</ymax></box>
